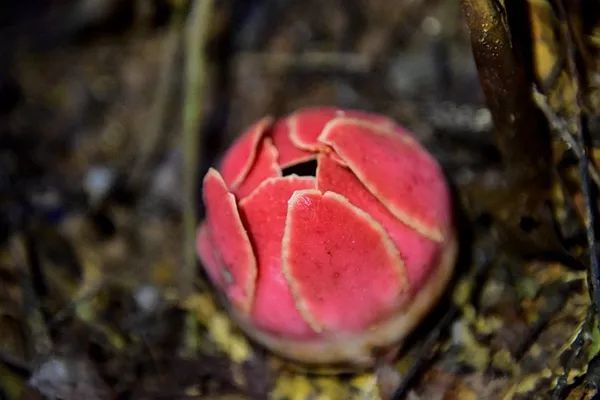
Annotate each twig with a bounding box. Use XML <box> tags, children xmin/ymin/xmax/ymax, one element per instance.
<box><xmin>551</xmin><ymin>308</ymin><xmax>594</xmax><ymax>399</ymax></box>
<box><xmin>532</xmin><ymin>87</ymin><xmax>600</xmax><ymax>187</ymax></box>
<box><xmin>0</xmin><ymin>351</ymin><xmax>31</xmax><ymax>377</ymax></box>
<box><xmin>553</xmin><ymin>0</ymin><xmax>600</xmax><ymax>318</ymax></box>
<box><xmin>12</xmin><ymin>235</ymin><xmax>52</xmax><ymax>358</ymax></box>
<box><xmin>514</xmin><ymin>279</ymin><xmax>581</xmax><ymax>360</ymax></box>
<box><xmin>390</xmin><ymin>239</ymin><xmax>494</xmax><ymax>398</ymax></box>
<box><xmin>181</xmin><ymin>0</ymin><xmax>213</xmax><ymax>296</ymax></box>
<box><xmin>461</xmin><ymin>0</ymin><xmax>552</xmax><ymax>180</ymax></box>
<box><xmin>390</xmin><ymin>305</ymin><xmax>458</xmax><ymax>400</ymax></box>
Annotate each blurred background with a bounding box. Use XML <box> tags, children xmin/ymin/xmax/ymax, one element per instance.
<box><xmin>1</xmin><ymin>0</ymin><xmax>599</xmax><ymax>399</ymax></box>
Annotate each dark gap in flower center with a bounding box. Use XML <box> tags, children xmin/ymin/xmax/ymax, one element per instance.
<box><xmin>281</xmin><ymin>159</ymin><xmax>318</xmax><ymax>177</ymax></box>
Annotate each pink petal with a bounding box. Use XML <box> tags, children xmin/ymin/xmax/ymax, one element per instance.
<box><xmin>288</xmin><ymin>107</ymin><xmax>399</xmax><ymax>152</ymax></box>
<box><xmin>196</xmin><ymin>223</ymin><xmax>224</xmax><ymax>287</ymax></box>
<box><xmin>220</xmin><ymin>117</ymin><xmax>272</xmax><ymax>189</ymax></box>
<box><xmin>270</xmin><ymin>119</ymin><xmax>316</xmax><ymax>168</ymax></box>
<box><xmin>319</xmin><ymin>119</ymin><xmax>450</xmax><ymax>242</ymax></box>
<box><xmin>234</xmin><ymin>138</ymin><xmax>282</xmax><ymax>199</ymax></box>
<box><xmin>316</xmin><ymin>154</ymin><xmax>440</xmax><ymax>289</ymax></box>
<box><xmin>203</xmin><ymin>168</ymin><xmax>257</xmax><ymax>313</ymax></box>
<box><xmin>282</xmin><ymin>190</ymin><xmax>408</xmax><ymax>333</ymax></box>
<box><xmin>288</xmin><ymin>107</ymin><xmax>339</xmax><ymax>151</ymax></box>
<box><xmin>239</xmin><ymin>176</ymin><xmax>317</xmax><ymax>337</ymax></box>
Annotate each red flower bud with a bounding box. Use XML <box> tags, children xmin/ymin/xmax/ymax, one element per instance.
<box><xmin>198</xmin><ymin>107</ymin><xmax>457</xmax><ymax>367</ymax></box>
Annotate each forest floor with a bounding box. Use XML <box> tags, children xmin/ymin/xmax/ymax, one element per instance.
<box><xmin>1</xmin><ymin>1</ymin><xmax>599</xmax><ymax>399</ymax></box>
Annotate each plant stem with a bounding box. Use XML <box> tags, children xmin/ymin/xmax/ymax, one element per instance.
<box><xmin>181</xmin><ymin>0</ymin><xmax>213</xmax><ymax>296</ymax></box>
